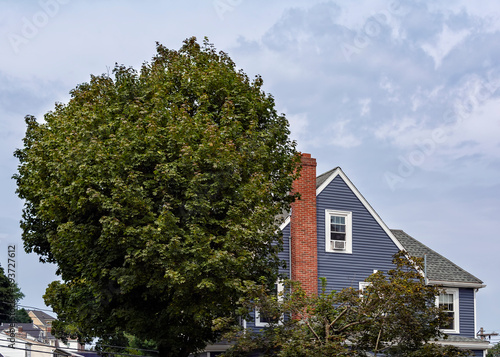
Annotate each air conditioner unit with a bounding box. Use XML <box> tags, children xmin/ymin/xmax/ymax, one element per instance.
<box><xmin>332</xmin><ymin>240</ymin><xmax>346</xmax><ymax>250</ymax></box>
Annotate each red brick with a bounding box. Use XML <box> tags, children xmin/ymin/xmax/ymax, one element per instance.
<box><xmin>290</xmin><ymin>153</ymin><xmax>318</xmax><ymax>295</ymax></box>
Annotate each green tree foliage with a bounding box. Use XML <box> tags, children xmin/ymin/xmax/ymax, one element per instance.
<box><xmin>13</xmin><ymin>37</ymin><xmax>299</xmax><ymax>357</ymax></box>
<box><xmin>95</xmin><ymin>332</ymin><xmax>157</xmax><ymax>356</ymax></box>
<box><xmin>0</xmin><ymin>266</ymin><xmax>30</xmax><ymax>324</ymax></box>
<box><xmin>224</xmin><ymin>252</ymin><xmax>471</xmax><ymax>357</ymax></box>
<box><xmin>0</xmin><ymin>265</ymin><xmax>15</xmax><ymax>323</ymax></box>
<box><xmin>14</xmin><ymin>308</ymin><xmax>32</xmax><ymax>323</ymax></box>
<box><xmin>488</xmin><ymin>343</ymin><xmax>500</xmax><ymax>357</ymax></box>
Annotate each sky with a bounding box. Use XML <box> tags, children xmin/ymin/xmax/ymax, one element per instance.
<box><xmin>1</xmin><ymin>0</ymin><xmax>499</xmax><ymax>342</ymax></box>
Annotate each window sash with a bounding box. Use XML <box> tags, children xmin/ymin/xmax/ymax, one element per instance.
<box><xmin>437</xmin><ymin>290</ymin><xmax>459</xmax><ymax>333</ymax></box>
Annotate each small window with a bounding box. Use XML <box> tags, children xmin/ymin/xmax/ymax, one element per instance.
<box><xmin>358</xmin><ymin>281</ymin><xmax>372</xmax><ymax>298</ymax></box>
<box><xmin>255</xmin><ymin>282</ymin><xmax>284</xmax><ymax>327</ymax></box>
<box><xmin>326</xmin><ymin>210</ymin><xmax>352</xmax><ymax>253</ymax></box>
<box><xmin>437</xmin><ymin>288</ymin><xmax>459</xmax><ymax>333</ymax></box>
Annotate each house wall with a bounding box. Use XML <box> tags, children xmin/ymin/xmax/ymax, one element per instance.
<box><xmin>245</xmin><ymin>224</ymin><xmax>290</xmax><ymax>333</ymax></box>
<box><xmin>458</xmin><ymin>288</ymin><xmax>476</xmax><ymax>338</ymax></box>
<box><xmin>0</xmin><ymin>336</ymin><xmax>53</xmax><ymax>357</ymax></box>
<box><xmin>316</xmin><ymin>175</ymin><xmax>400</xmax><ymax>292</ymax></box>
<box><xmin>245</xmin><ymin>170</ymin><xmax>481</xmax><ymax>349</ymax></box>
<box><xmin>279</xmin><ymin>223</ymin><xmax>290</xmax><ymax>278</ymax></box>
<box><xmin>471</xmin><ymin>349</ymin><xmax>486</xmax><ymax>357</ymax></box>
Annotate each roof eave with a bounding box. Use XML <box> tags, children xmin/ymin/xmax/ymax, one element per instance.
<box><xmin>428</xmin><ymin>280</ymin><xmax>486</xmax><ymax>289</ymax></box>
<box><xmin>435</xmin><ymin>339</ymin><xmax>491</xmax><ymax>350</ymax></box>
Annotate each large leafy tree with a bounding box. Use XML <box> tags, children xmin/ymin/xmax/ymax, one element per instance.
<box><xmin>0</xmin><ymin>265</ymin><xmax>30</xmax><ymax>324</ymax></box>
<box><xmin>14</xmin><ymin>37</ymin><xmax>298</xmax><ymax>357</ymax></box>
<box><xmin>225</xmin><ymin>252</ymin><xmax>471</xmax><ymax>357</ymax></box>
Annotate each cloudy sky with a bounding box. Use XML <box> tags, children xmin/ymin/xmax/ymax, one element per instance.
<box><xmin>1</xmin><ymin>0</ymin><xmax>499</xmax><ymax>339</ymax></box>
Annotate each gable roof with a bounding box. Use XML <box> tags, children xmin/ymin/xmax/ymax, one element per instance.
<box><xmin>317</xmin><ymin>168</ymin><xmax>483</xmax><ymax>288</ymax></box>
<box><xmin>316</xmin><ymin>168</ymin><xmax>338</xmax><ymax>189</ymax></box>
<box><xmin>391</xmin><ymin>229</ymin><xmax>484</xmax><ymax>288</ymax></box>
<box><xmin>316</xmin><ymin>167</ymin><xmax>405</xmax><ymax>251</ymax></box>
<box><xmin>29</xmin><ymin>310</ymin><xmax>56</xmax><ymax>325</ymax></box>
<box><xmin>284</xmin><ymin>166</ymin><xmax>484</xmax><ymax>288</ymax></box>
<box><xmin>0</xmin><ymin>322</ymin><xmax>44</xmax><ymax>340</ymax></box>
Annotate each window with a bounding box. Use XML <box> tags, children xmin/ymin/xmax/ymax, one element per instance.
<box><xmin>255</xmin><ymin>282</ymin><xmax>284</xmax><ymax>327</ymax></box>
<box><xmin>325</xmin><ymin>210</ymin><xmax>352</xmax><ymax>253</ymax></box>
<box><xmin>358</xmin><ymin>281</ymin><xmax>372</xmax><ymax>298</ymax></box>
<box><xmin>437</xmin><ymin>288</ymin><xmax>459</xmax><ymax>333</ymax></box>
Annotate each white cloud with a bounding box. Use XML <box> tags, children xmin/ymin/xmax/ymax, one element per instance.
<box><xmin>359</xmin><ymin>98</ymin><xmax>371</xmax><ymax>116</ymax></box>
<box><xmin>374</xmin><ymin>116</ymin><xmax>420</xmax><ymax>142</ymax></box>
<box><xmin>286</xmin><ymin>111</ymin><xmax>310</xmax><ymax>146</ymax></box>
<box><xmin>327</xmin><ymin>119</ymin><xmax>362</xmax><ymax>148</ymax></box>
<box><xmin>421</xmin><ymin>24</ymin><xmax>470</xmax><ymax>69</ymax></box>
<box><xmin>379</xmin><ymin>75</ymin><xmax>400</xmax><ymax>102</ymax></box>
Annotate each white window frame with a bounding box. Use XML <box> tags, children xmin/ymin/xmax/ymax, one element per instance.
<box><xmin>358</xmin><ymin>281</ymin><xmax>372</xmax><ymax>298</ymax></box>
<box><xmin>359</xmin><ymin>281</ymin><xmax>371</xmax><ymax>291</ymax></box>
<box><xmin>325</xmin><ymin>210</ymin><xmax>352</xmax><ymax>254</ymax></box>
<box><xmin>436</xmin><ymin>288</ymin><xmax>460</xmax><ymax>334</ymax></box>
<box><xmin>255</xmin><ymin>282</ymin><xmax>284</xmax><ymax>327</ymax></box>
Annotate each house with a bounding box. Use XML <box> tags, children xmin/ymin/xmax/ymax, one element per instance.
<box><xmin>28</xmin><ymin>310</ymin><xmax>57</xmax><ymax>345</ymax></box>
<box><xmin>201</xmin><ymin>154</ymin><xmax>490</xmax><ymax>356</ymax></box>
<box><xmin>0</xmin><ymin>322</ymin><xmax>97</xmax><ymax>357</ymax></box>
<box><xmin>28</xmin><ymin>310</ymin><xmax>85</xmax><ymax>352</ymax></box>
<box><xmin>0</xmin><ymin>329</ymin><xmax>55</xmax><ymax>357</ymax></box>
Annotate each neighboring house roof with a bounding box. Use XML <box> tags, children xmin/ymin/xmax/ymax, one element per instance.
<box><xmin>29</xmin><ymin>310</ymin><xmax>56</xmax><ymax>324</ymax></box>
<box><xmin>391</xmin><ymin>229</ymin><xmax>484</xmax><ymax>288</ymax></box>
<box><xmin>53</xmin><ymin>347</ymin><xmax>85</xmax><ymax>356</ymax></box>
<box><xmin>7</xmin><ymin>322</ymin><xmax>44</xmax><ymax>341</ymax></box>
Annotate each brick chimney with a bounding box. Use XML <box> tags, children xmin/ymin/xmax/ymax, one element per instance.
<box><xmin>290</xmin><ymin>153</ymin><xmax>318</xmax><ymax>295</ymax></box>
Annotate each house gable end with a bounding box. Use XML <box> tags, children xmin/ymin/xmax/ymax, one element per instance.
<box><xmin>316</xmin><ymin>172</ymin><xmax>402</xmax><ymax>292</ymax></box>
<box><xmin>317</xmin><ymin>168</ymin><xmax>404</xmax><ymax>251</ymax></box>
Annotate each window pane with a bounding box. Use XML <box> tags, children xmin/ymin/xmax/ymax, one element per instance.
<box><xmin>331</xmin><ymin>232</ymin><xmax>345</xmax><ymax>240</ymax></box>
<box><xmin>439</xmin><ymin>293</ymin><xmax>455</xmax><ymax>330</ymax></box>
<box><xmin>331</xmin><ymin>216</ymin><xmax>345</xmax><ymax>224</ymax></box>
<box><xmin>331</xmin><ymin>224</ymin><xmax>345</xmax><ymax>232</ymax></box>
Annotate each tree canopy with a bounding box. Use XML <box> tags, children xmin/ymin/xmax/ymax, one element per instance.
<box><xmin>14</xmin><ymin>37</ymin><xmax>298</xmax><ymax>357</ymax></box>
<box><xmin>0</xmin><ymin>265</ymin><xmax>30</xmax><ymax>324</ymax></box>
<box><xmin>488</xmin><ymin>343</ymin><xmax>500</xmax><ymax>357</ymax></box>
<box><xmin>224</xmin><ymin>252</ymin><xmax>472</xmax><ymax>357</ymax></box>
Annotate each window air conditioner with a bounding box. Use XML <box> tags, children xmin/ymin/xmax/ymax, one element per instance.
<box><xmin>332</xmin><ymin>240</ymin><xmax>346</xmax><ymax>250</ymax></box>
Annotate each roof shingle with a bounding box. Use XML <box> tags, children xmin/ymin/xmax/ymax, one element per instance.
<box><xmin>391</xmin><ymin>229</ymin><xmax>483</xmax><ymax>285</ymax></box>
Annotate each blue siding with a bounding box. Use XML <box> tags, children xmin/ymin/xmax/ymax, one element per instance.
<box><xmin>245</xmin><ymin>223</ymin><xmax>290</xmax><ymax>333</ymax></box>
<box><xmin>278</xmin><ymin>223</ymin><xmax>291</xmax><ymax>278</ymax></box>
<box><xmin>317</xmin><ymin>175</ymin><xmax>401</xmax><ymax>293</ymax></box>
<box><xmin>458</xmin><ymin>288</ymin><xmax>476</xmax><ymax>337</ymax></box>
<box><xmin>244</xmin><ymin>172</ymin><xmax>481</xmax><ymax>346</ymax></box>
